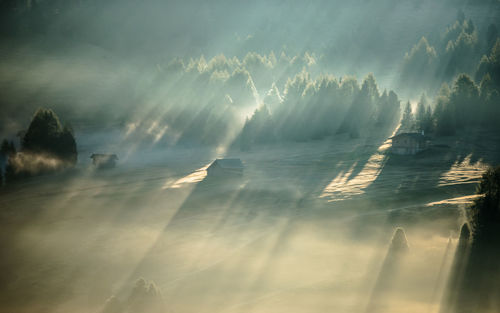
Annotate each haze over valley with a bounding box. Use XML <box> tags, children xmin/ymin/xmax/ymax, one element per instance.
<box><xmin>1</xmin><ymin>1</ymin><xmax>500</xmax><ymax>313</ymax></box>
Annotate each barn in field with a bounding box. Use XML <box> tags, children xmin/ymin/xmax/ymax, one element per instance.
<box><xmin>390</xmin><ymin>132</ymin><xmax>427</xmax><ymax>155</ymax></box>
<box><xmin>91</xmin><ymin>153</ymin><xmax>118</xmax><ymax>168</ymax></box>
<box><xmin>207</xmin><ymin>158</ymin><xmax>243</xmax><ymax>177</ymax></box>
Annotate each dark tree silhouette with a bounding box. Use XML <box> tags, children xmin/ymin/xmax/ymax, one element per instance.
<box><xmin>486</xmin><ymin>24</ymin><xmax>498</xmax><ymax>50</ymax></box>
<box><xmin>0</xmin><ymin>139</ymin><xmax>16</xmax><ymax>184</ymax></box>
<box><xmin>400</xmin><ymin>37</ymin><xmax>437</xmax><ymax>91</ymax></box>
<box><xmin>3</xmin><ymin>108</ymin><xmax>78</xmax><ymax>183</ymax></box>
<box><xmin>22</xmin><ymin>108</ymin><xmax>77</xmax><ymax>164</ymax></box>
<box><xmin>449</xmin><ymin>74</ymin><xmax>479</xmax><ymax>127</ymax></box>
<box><xmin>0</xmin><ymin>139</ymin><xmax>16</xmax><ymax>156</ymax></box>
<box><xmin>433</xmin><ymin>73</ymin><xmax>488</xmax><ymax>135</ymax></box>
<box><xmin>476</xmin><ymin>39</ymin><xmax>500</xmax><ymax>87</ymax></box>
<box><xmin>400</xmin><ymin>101</ymin><xmax>414</xmax><ymax>132</ymax></box>
<box><xmin>441</xmin><ymin>167</ymin><xmax>500</xmax><ymax>313</ymax></box>
<box><xmin>473</xmin><ymin>166</ymin><xmax>500</xmax><ymax>227</ymax></box>
<box><xmin>365</xmin><ymin>227</ymin><xmax>410</xmax><ymax>313</ymax></box>
<box><xmin>440</xmin><ymin>223</ymin><xmax>471</xmax><ymax>313</ymax></box>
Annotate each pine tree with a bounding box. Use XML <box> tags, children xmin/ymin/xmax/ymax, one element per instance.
<box><xmin>22</xmin><ymin>108</ymin><xmax>77</xmax><ymax>163</ymax></box>
<box><xmin>400</xmin><ymin>101</ymin><xmax>414</xmax><ymax>132</ymax></box>
<box><xmin>423</xmin><ymin>105</ymin><xmax>433</xmax><ymax>133</ymax></box>
<box><xmin>416</xmin><ymin>93</ymin><xmax>427</xmax><ymax>131</ymax></box>
<box><xmin>0</xmin><ymin>139</ymin><xmax>16</xmax><ymax>156</ymax></box>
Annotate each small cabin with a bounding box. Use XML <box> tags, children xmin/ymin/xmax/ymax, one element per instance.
<box><xmin>91</xmin><ymin>153</ymin><xmax>118</xmax><ymax>168</ymax></box>
<box><xmin>390</xmin><ymin>133</ymin><xmax>427</xmax><ymax>155</ymax></box>
<box><xmin>207</xmin><ymin>158</ymin><xmax>243</xmax><ymax>177</ymax></box>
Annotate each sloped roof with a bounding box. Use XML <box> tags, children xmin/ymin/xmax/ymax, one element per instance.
<box><xmin>212</xmin><ymin>158</ymin><xmax>243</xmax><ymax>169</ymax></box>
<box><xmin>91</xmin><ymin>153</ymin><xmax>118</xmax><ymax>159</ymax></box>
<box><xmin>391</xmin><ymin>132</ymin><xmax>426</xmax><ymax>140</ymax></box>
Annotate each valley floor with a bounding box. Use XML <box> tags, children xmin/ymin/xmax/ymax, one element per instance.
<box><xmin>0</xmin><ymin>129</ymin><xmax>499</xmax><ymax>313</ymax></box>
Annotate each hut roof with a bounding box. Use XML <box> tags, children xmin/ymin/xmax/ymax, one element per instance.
<box><xmin>90</xmin><ymin>153</ymin><xmax>118</xmax><ymax>160</ymax></box>
<box><xmin>211</xmin><ymin>158</ymin><xmax>243</xmax><ymax>169</ymax></box>
<box><xmin>391</xmin><ymin>132</ymin><xmax>426</xmax><ymax>141</ymax></box>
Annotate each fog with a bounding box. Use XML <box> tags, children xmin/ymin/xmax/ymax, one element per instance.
<box><xmin>1</xmin><ymin>1</ymin><xmax>500</xmax><ymax>313</ymax></box>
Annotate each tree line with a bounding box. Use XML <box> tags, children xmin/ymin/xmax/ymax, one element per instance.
<box><xmin>400</xmin><ymin>10</ymin><xmax>499</xmax><ymax>96</ymax></box>
<box><xmin>401</xmin><ymin>67</ymin><xmax>500</xmax><ymax>136</ymax></box>
<box><xmin>238</xmin><ymin>72</ymin><xmax>401</xmax><ymax>148</ymax></box>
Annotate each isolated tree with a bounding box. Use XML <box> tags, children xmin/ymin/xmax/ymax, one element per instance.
<box><xmin>22</xmin><ymin>108</ymin><xmax>77</xmax><ymax>164</ymax></box>
<box><xmin>365</xmin><ymin>227</ymin><xmax>409</xmax><ymax>313</ymax></box>
<box><xmin>390</xmin><ymin>227</ymin><xmax>410</xmax><ymax>253</ymax></box>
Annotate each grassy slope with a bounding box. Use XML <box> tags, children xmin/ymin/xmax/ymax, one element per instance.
<box><xmin>0</xmin><ymin>130</ymin><xmax>499</xmax><ymax>313</ymax></box>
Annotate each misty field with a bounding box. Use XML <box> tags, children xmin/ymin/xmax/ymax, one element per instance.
<box><xmin>1</xmin><ymin>129</ymin><xmax>498</xmax><ymax>313</ymax></box>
